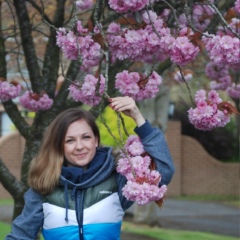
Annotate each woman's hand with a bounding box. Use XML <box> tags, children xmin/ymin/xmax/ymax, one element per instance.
<box><xmin>109</xmin><ymin>96</ymin><xmax>145</xmax><ymax>127</ymax></box>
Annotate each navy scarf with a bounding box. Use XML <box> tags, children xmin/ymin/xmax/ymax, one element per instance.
<box><xmin>61</xmin><ymin>148</ymin><xmax>107</xmax><ymax>184</ymax></box>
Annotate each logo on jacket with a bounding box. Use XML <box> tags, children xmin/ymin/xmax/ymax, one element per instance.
<box><xmin>100</xmin><ymin>191</ymin><xmax>112</xmax><ymax>194</ymax></box>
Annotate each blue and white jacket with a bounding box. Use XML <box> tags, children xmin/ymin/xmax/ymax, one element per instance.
<box><xmin>5</xmin><ymin>121</ymin><xmax>175</xmax><ymax>240</ymax></box>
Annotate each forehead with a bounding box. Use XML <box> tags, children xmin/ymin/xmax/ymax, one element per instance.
<box><xmin>65</xmin><ymin>119</ymin><xmax>93</xmax><ymax>136</ymax></box>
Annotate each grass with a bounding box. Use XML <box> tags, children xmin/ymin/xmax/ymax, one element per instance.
<box><xmin>0</xmin><ymin>222</ymin><xmax>44</xmax><ymax>240</ymax></box>
<box><xmin>1</xmin><ymin>221</ymin><xmax>239</xmax><ymax>240</ymax></box>
<box><xmin>122</xmin><ymin>221</ymin><xmax>239</xmax><ymax>240</ymax></box>
<box><xmin>0</xmin><ymin>199</ymin><xmax>13</xmax><ymax>205</ymax></box>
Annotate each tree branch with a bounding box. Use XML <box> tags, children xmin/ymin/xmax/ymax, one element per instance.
<box><xmin>0</xmin><ymin>1</ymin><xmax>7</xmax><ymax>79</ymax></box>
<box><xmin>13</xmin><ymin>0</ymin><xmax>42</xmax><ymax>92</ymax></box>
<box><xmin>2</xmin><ymin>101</ymin><xmax>30</xmax><ymax>139</ymax></box>
<box><xmin>25</xmin><ymin>0</ymin><xmax>53</xmax><ymax>25</ymax></box>
<box><xmin>42</xmin><ymin>0</ymin><xmax>67</xmax><ymax>98</ymax></box>
<box><xmin>206</xmin><ymin>0</ymin><xmax>236</xmax><ymax>34</ymax></box>
<box><xmin>0</xmin><ymin>157</ymin><xmax>26</xmax><ymax>199</ymax></box>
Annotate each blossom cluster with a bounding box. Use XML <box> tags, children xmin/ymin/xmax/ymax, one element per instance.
<box><xmin>177</xmin><ymin>2</ymin><xmax>214</xmax><ymax>31</ymax></box>
<box><xmin>217</xmin><ymin>18</ymin><xmax>240</xmax><ymax>37</ymax></box>
<box><xmin>235</xmin><ymin>0</ymin><xmax>240</xmax><ymax>14</ymax></box>
<box><xmin>202</xmin><ymin>34</ymin><xmax>240</xmax><ymax>66</ymax></box>
<box><xmin>108</xmin><ymin>0</ymin><xmax>150</xmax><ymax>13</ymax></box>
<box><xmin>227</xmin><ymin>83</ymin><xmax>240</xmax><ymax>99</ymax></box>
<box><xmin>188</xmin><ymin>90</ymin><xmax>230</xmax><ymax>131</ymax></box>
<box><xmin>205</xmin><ymin>62</ymin><xmax>231</xmax><ymax>91</ymax></box>
<box><xmin>19</xmin><ymin>91</ymin><xmax>53</xmax><ymax>112</ymax></box>
<box><xmin>76</xmin><ymin>0</ymin><xmax>93</xmax><ymax>11</ymax></box>
<box><xmin>191</xmin><ymin>4</ymin><xmax>214</xmax><ymax>31</ymax></box>
<box><xmin>69</xmin><ymin>74</ymin><xmax>105</xmax><ymax>106</ymax></box>
<box><xmin>170</xmin><ymin>36</ymin><xmax>199</xmax><ymax>65</ymax></box>
<box><xmin>0</xmin><ymin>81</ymin><xmax>21</xmax><ymax>102</ymax></box>
<box><xmin>106</xmin><ymin>13</ymin><xmax>199</xmax><ymax>65</ymax></box>
<box><xmin>56</xmin><ymin>21</ymin><xmax>102</xmax><ymax>71</ymax></box>
<box><xmin>116</xmin><ymin>135</ymin><xmax>167</xmax><ymax>205</ymax></box>
<box><xmin>115</xmin><ymin>70</ymin><xmax>162</xmax><ymax>101</ymax></box>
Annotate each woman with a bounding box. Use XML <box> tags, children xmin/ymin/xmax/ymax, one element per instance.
<box><xmin>6</xmin><ymin>96</ymin><xmax>175</xmax><ymax>240</ymax></box>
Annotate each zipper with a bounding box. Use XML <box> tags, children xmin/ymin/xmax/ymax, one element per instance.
<box><xmin>76</xmin><ymin>189</ymin><xmax>85</xmax><ymax>240</ymax></box>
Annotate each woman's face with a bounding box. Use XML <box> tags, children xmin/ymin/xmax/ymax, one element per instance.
<box><xmin>64</xmin><ymin>119</ymin><xmax>98</xmax><ymax>168</ymax></box>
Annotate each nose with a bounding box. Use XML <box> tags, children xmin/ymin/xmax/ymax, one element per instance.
<box><xmin>76</xmin><ymin>140</ymin><xmax>83</xmax><ymax>150</ymax></box>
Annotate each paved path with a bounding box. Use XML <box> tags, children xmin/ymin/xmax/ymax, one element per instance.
<box><xmin>127</xmin><ymin>199</ymin><xmax>240</xmax><ymax>238</ymax></box>
<box><xmin>1</xmin><ymin>199</ymin><xmax>239</xmax><ymax>239</ymax></box>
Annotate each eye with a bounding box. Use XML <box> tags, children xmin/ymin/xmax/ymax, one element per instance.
<box><xmin>66</xmin><ymin>139</ymin><xmax>74</xmax><ymax>143</ymax></box>
<box><xmin>83</xmin><ymin>135</ymin><xmax>91</xmax><ymax>139</ymax></box>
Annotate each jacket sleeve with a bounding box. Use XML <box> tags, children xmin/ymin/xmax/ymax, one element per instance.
<box><xmin>5</xmin><ymin>188</ymin><xmax>44</xmax><ymax>240</ymax></box>
<box><xmin>134</xmin><ymin>120</ymin><xmax>175</xmax><ymax>185</ymax></box>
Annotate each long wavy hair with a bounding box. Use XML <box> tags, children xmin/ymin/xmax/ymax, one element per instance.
<box><xmin>28</xmin><ymin>108</ymin><xmax>100</xmax><ymax>195</ymax></box>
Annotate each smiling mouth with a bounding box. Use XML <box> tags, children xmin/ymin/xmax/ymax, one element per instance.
<box><xmin>75</xmin><ymin>153</ymin><xmax>87</xmax><ymax>158</ymax></box>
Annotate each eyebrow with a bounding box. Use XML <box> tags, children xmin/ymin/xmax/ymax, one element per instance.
<box><xmin>65</xmin><ymin>132</ymin><xmax>93</xmax><ymax>138</ymax></box>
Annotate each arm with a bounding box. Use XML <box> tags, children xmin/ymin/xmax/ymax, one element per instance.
<box><xmin>110</xmin><ymin>96</ymin><xmax>174</xmax><ymax>184</ymax></box>
<box><xmin>111</xmin><ymin>96</ymin><xmax>175</xmax><ymax>210</ymax></box>
<box><xmin>134</xmin><ymin>120</ymin><xmax>175</xmax><ymax>185</ymax></box>
<box><xmin>5</xmin><ymin>188</ymin><xmax>44</xmax><ymax>240</ymax></box>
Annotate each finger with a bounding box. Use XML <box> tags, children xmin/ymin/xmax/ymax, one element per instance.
<box><xmin>116</xmin><ymin>101</ymin><xmax>136</xmax><ymax>112</ymax></box>
<box><xmin>109</xmin><ymin>97</ymin><xmax>134</xmax><ymax>110</ymax></box>
<box><xmin>111</xmin><ymin>96</ymin><xmax>133</xmax><ymax>104</ymax></box>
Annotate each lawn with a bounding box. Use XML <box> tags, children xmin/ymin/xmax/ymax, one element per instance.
<box><xmin>1</xmin><ymin>221</ymin><xmax>239</xmax><ymax>240</ymax></box>
<box><xmin>122</xmin><ymin>221</ymin><xmax>239</xmax><ymax>240</ymax></box>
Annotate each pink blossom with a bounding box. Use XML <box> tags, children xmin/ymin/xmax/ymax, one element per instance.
<box><xmin>235</xmin><ymin>0</ymin><xmax>240</xmax><ymax>14</ymax></box>
<box><xmin>19</xmin><ymin>91</ymin><xmax>53</xmax><ymax>112</ymax></box>
<box><xmin>227</xmin><ymin>83</ymin><xmax>240</xmax><ymax>99</ymax></box>
<box><xmin>0</xmin><ymin>81</ymin><xmax>21</xmax><ymax>102</ymax></box>
<box><xmin>108</xmin><ymin>0</ymin><xmax>150</xmax><ymax>13</ymax></box>
<box><xmin>217</xmin><ymin>18</ymin><xmax>240</xmax><ymax>37</ymax></box>
<box><xmin>127</xmin><ymin>141</ymin><xmax>145</xmax><ymax>156</ymax></box>
<box><xmin>208</xmin><ymin>90</ymin><xmax>222</xmax><ymax>104</ymax></box>
<box><xmin>142</xmin><ymin>10</ymin><xmax>158</xmax><ymax>24</ymax></box>
<box><xmin>116</xmin><ymin>157</ymin><xmax>131</xmax><ymax>175</ymax></box>
<box><xmin>122</xmin><ymin>181</ymin><xmax>167</xmax><ymax>205</ymax></box>
<box><xmin>69</xmin><ymin>74</ymin><xmax>105</xmax><ymax>106</ymax></box>
<box><xmin>177</xmin><ymin>14</ymin><xmax>188</xmax><ymax>29</ymax></box>
<box><xmin>205</xmin><ymin>62</ymin><xmax>229</xmax><ymax>80</ymax></box>
<box><xmin>76</xmin><ymin>0</ymin><xmax>93</xmax><ymax>11</ymax></box>
<box><xmin>106</xmin><ymin>18</ymin><xmax>172</xmax><ymax>63</ymax></box>
<box><xmin>170</xmin><ymin>36</ymin><xmax>200</xmax><ymax>65</ymax></box>
<box><xmin>209</xmin><ymin>75</ymin><xmax>232</xmax><ymax>91</ymax></box>
<box><xmin>192</xmin><ymin>4</ymin><xmax>214</xmax><ymax>31</ymax></box>
<box><xmin>202</xmin><ymin>34</ymin><xmax>240</xmax><ymax>66</ymax></box>
<box><xmin>56</xmin><ymin>23</ymin><xmax>102</xmax><ymax>71</ymax></box>
<box><xmin>188</xmin><ymin>90</ymin><xmax>231</xmax><ymax>131</ymax></box>
<box><xmin>116</xmin><ymin>134</ymin><xmax>166</xmax><ymax>205</ymax></box>
<box><xmin>220</xmin><ymin>35</ymin><xmax>234</xmax><ymax>49</ymax></box>
<box><xmin>115</xmin><ymin>70</ymin><xmax>162</xmax><ymax>101</ymax></box>
<box><xmin>194</xmin><ymin>89</ymin><xmax>206</xmax><ymax>103</ymax></box>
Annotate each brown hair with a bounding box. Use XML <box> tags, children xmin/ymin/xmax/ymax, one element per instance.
<box><xmin>28</xmin><ymin>108</ymin><xmax>100</xmax><ymax>194</ymax></box>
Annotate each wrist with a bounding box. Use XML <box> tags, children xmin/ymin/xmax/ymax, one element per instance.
<box><xmin>134</xmin><ymin>114</ymin><xmax>145</xmax><ymax>127</ymax></box>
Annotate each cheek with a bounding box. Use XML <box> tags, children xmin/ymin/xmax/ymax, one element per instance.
<box><xmin>64</xmin><ymin>145</ymin><xmax>72</xmax><ymax>156</ymax></box>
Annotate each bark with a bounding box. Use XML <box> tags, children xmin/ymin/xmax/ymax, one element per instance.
<box><xmin>13</xmin><ymin>0</ymin><xmax>42</xmax><ymax>91</ymax></box>
<box><xmin>0</xmin><ymin>157</ymin><xmax>26</xmax><ymax>219</ymax></box>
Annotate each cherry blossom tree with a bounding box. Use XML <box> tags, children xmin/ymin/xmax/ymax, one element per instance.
<box><xmin>0</xmin><ymin>0</ymin><xmax>239</xmax><ymax>220</ymax></box>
